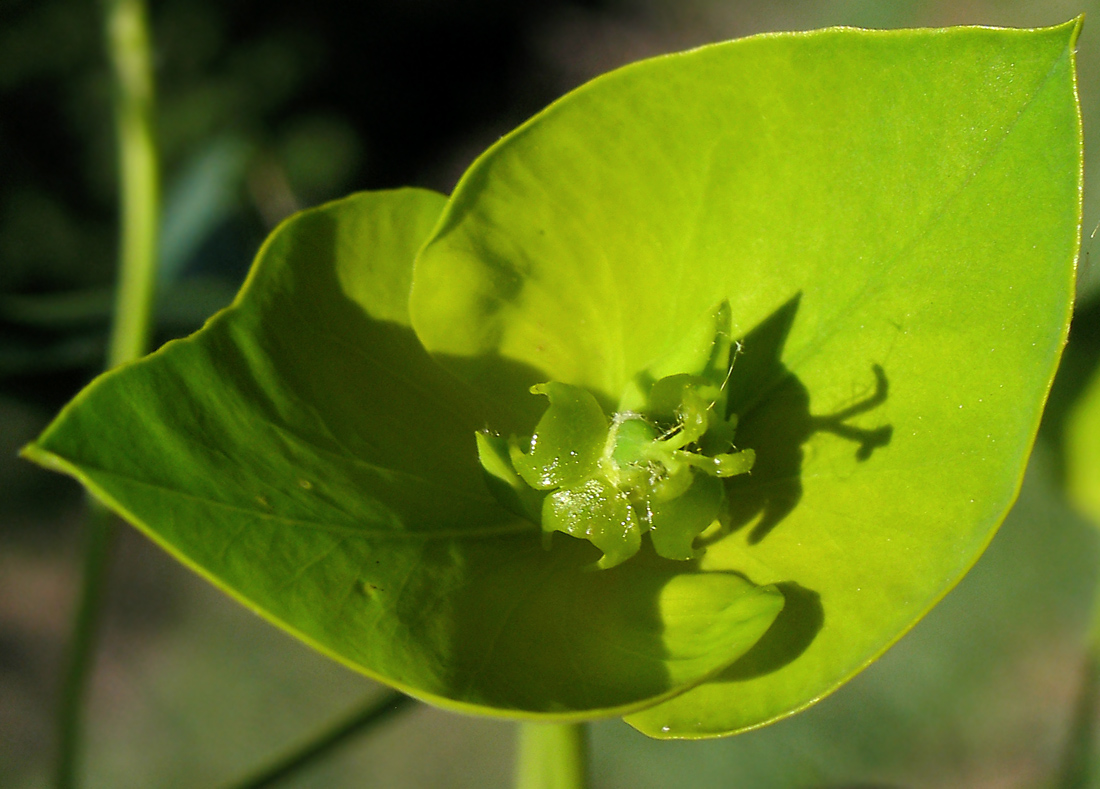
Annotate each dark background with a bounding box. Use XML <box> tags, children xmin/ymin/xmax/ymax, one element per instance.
<box><xmin>4</xmin><ymin>0</ymin><xmax>1100</xmax><ymax>786</ymax></box>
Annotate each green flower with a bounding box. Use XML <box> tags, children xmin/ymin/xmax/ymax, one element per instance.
<box><xmin>480</xmin><ymin>303</ymin><xmax>757</xmax><ymax>570</ymax></box>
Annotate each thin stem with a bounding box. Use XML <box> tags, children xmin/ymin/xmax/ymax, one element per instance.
<box><xmin>1058</xmin><ymin>652</ymin><xmax>1099</xmax><ymax>789</ymax></box>
<box><xmin>53</xmin><ymin>0</ymin><xmax>159</xmax><ymax>787</ymax></box>
<box><xmin>515</xmin><ymin>722</ymin><xmax>588</xmax><ymax>789</ymax></box>
<box><xmin>1056</xmin><ymin>575</ymin><xmax>1100</xmax><ymax>789</ymax></box>
<box><xmin>104</xmin><ymin>0</ymin><xmax>160</xmax><ymax>369</ymax></box>
<box><xmin>219</xmin><ymin>692</ymin><xmax>416</xmax><ymax>789</ymax></box>
<box><xmin>54</xmin><ymin>504</ymin><xmax>117</xmax><ymax>789</ymax></box>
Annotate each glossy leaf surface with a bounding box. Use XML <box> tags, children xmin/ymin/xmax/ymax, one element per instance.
<box><xmin>26</xmin><ymin>20</ymin><xmax>1082</xmax><ymax>736</ymax></box>
<box><xmin>24</xmin><ymin>189</ymin><xmax>783</xmax><ymax>719</ymax></box>
<box><xmin>411</xmin><ymin>22</ymin><xmax>1081</xmax><ymax>736</ymax></box>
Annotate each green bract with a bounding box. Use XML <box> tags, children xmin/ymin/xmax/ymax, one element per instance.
<box><xmin>24</xmin><ymin>21</ymin><xmax>1081</xmax><ymax>737</ymax></box>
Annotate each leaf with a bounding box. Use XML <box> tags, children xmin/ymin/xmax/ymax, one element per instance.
<box><xmin>26</xmin><ymin>20</ymin><xmax>1082</xmax><ymax>735</ymax></box>
<box><xmin>1068</xmin><ymin>360</ymin><xmax>1100</xmax><ymax>525</ymax></box>
<box><xmin>24</xmin><ymin>189</ymin><xmax>783</xmax><ymax>719</ymax></box>
<box><xmin>410</xmin><ymin>22</ymin><xmax>1082</xmax><ymax>736</ymax></box>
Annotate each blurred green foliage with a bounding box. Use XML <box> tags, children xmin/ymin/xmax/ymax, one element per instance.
<box><xmin>0</xmin><ymin>0</ymin><xmax>585</xmax><ymax>382</ymax></box>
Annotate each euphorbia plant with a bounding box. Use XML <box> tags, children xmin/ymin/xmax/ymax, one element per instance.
<box><xmin>27</xmin><ymin>17</ymin><xmax>1083</xmax><ymax>782</ymax></box>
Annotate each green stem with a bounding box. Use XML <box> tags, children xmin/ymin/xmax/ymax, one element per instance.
<box><xmin>219</xmin><ymin>692</ymin><xmax>415</xmax><ymax>789</ymax></box>
<box><xmin>54</xmin><ymin>504</ymin><xmax>117</xmax><ymax>789</ymax></box>
<box><xmin>54</xmin><ymin>1</ymin><xmax>159</xmax><ymax>787</ymax></box>
<box><xmin>1056</xmin><ymin>576</ymin><xmax>1100</xmax><ymax>789</ymax></box>
<box><xmin>104</xmin><ymin>0</ymin><xmax>160</xmax><ymax>369</ymax></box>
<box><xmin>515</xmin><ymin>722</ymin><xmax>588</xmax><ymax>789</ymax></box>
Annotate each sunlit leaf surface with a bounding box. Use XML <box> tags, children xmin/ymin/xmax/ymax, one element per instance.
<box><xmin>26</xmin><ymin>21</ymin><xmax>1081</xmax><ymax>734</ymax></box>
<box><xmin>411</xmin><ymin>22</ymin><xmax>1081</xmax><ymax>735</ymax></box>
<box><xmin>24</xmin><ymin>190</ymin><xmax>782</xmax><ymax>719</ymax></box>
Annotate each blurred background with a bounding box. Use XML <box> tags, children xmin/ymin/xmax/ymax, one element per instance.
<box><xmin>4</xmin><ymin>0</ymin><xmax>1100</xmax><ymax>786</ymax></box>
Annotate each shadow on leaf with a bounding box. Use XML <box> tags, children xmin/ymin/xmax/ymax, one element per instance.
<box><xmin>248</xmin><ymin>204</ymin><xmax>789</xmax><ymax>716</ymax></box>
<box><xmin>720</xmin><ymin>295</ymin><xmax>893</xmax><ymax>546</ymax></box>
<box><xmin>719</xmin><ymin>581</ymin><xmax>823</xmax><ymax>681</ymax></box>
